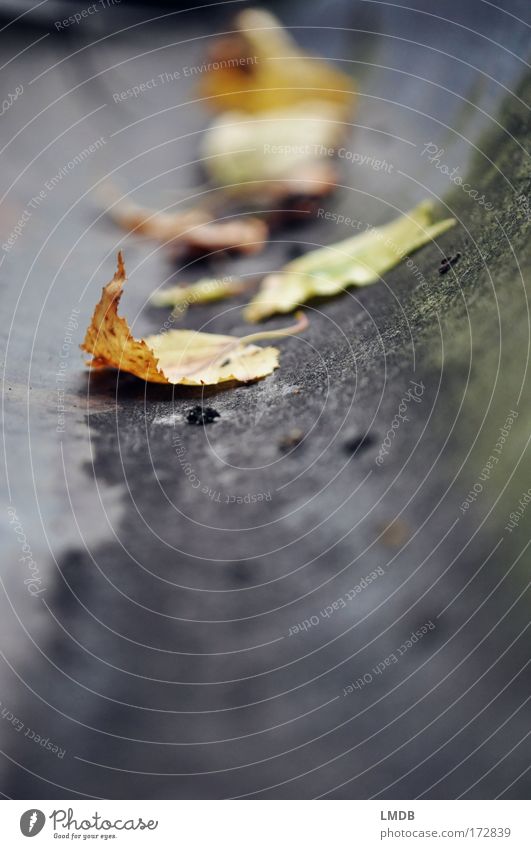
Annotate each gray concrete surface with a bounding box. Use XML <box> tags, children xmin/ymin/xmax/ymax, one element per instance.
<box><xmin>1</xmin><ymin>0</ymin><xmax>530</xmax><ymax>798</ymax></box>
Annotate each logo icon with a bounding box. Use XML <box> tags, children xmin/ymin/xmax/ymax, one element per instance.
<box><xmin>20</xmin><ymin>810</ymin><xmax>46</xmax><ymax>837</ymax></box>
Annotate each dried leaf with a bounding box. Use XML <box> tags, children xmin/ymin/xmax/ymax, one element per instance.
<box><xmin>150</xmin><ymin>277</ymin><xmax>245</xmax><ymax>310</ymax></box>
<box><xmin>105</xmin><ymin>194</ymin><xmax>268</xmax><ymax>256</ymax></box>
<box><xmin>197</xmin><ymin>8</ymin><xmax>354</xmax><ymax>208</ymax></box>
<box><xmin>198</xmin><ymin>8</ymin><xmax>355</xmax><ymax>115</ymax></box>
<box><xmin>244</xmin><ymin>201</ymin><xmax>457</xmax><ymax>321</ymax></box>
<box><xmin>202</xmin><ymin>101</ymin><xmax>347</xmax><ymax>189</ymax></box>
<box><xmin>81</xmin><ymin>253</ymin><xmax>307</xmax><ymax>386</ymax></box>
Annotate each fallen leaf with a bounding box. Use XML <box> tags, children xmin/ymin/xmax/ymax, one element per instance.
<box><xmin>81</xmin><ymin>253</ymin><xmax>308</xmax><ymax>386</ymax></box>
<box><xmin>204</xmin><ymin>159</ymin><xmax>341</xmax><ymax>215</ymax></box>
<box><xmin>244</xmin><ymin>201</ymin><xmax>457</xmax><ymax>321</ymax></box>
<box><xmin>105</xmin><ymin>193</ymin><xmax>268</xmax><ymax>257</ymax></box>
<box><xmin>202</xmin><ymin>101</ymin><xmax>348</xmax><ymax>189</ymax></box>
<box><xmin>150</xmin><ymin>277</ymin><xmax>245</xmax><ymax>310</ymax></box>
<box><xmin>198</xmin><ymin>8</ymin><xmax>355</xmax><ymax>115</ymax></box>
<box><xmin>198</xmin><ymin>8</ymin><xmax>354</xmax><ymax>208</ymax></box>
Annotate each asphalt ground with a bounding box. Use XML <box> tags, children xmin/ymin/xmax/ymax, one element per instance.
<box><xmin>1</xmin><ymin>0</ymin><xmax>530</xmax><ymax>798</ymax></box>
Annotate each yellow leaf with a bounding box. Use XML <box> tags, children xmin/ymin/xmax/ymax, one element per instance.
<box><xmin>81</xmin><ymin>253</ymin><xmax>307</xmax><ymax>386</ymax></box>
<box><xmin>202</xmin><ymin>101</ymin><xmax>347</xmax><ymax>189</ymax></box>
<box><xmin>244</xmin><ymin>201</ymin><xmax>457</xmax><ymax>321</ymax></box>
<box><xmin>150</xmin><ymin>277</ymin><xmax>245</xmax><ymax>311</ymax></box>
<box><xmin>198</xmin><ymin>8</ymin><xmax>355</xmax><ymax>115</ymax></box>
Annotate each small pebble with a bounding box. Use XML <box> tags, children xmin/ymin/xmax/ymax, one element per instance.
<box><xmin>186</xmin><ymin>405</ymin><xmax>220</xmax><ymax>425</ymax></box>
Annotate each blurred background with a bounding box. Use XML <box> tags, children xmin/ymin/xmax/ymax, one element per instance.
<box><xmin>1</xmin><ymin>0</ymin><xmax>530</xmax><ymax>799</ymax></box>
